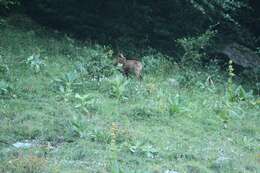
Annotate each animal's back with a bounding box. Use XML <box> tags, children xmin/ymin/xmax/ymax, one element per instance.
<box><xmin>125</xmin><ymin>60</ymin><xmax>142</xmax><ymax>80</ymax></box>
<box><xmin>126</xmin><ymin>60</ymin><xmax>142</xmax><ymax>70</ymax></box>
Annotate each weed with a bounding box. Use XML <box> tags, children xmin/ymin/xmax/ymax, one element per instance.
<box><xmin>168</xmin><ymin>95</ymin><xmax>182</xmax><ymax>115</ymax></box>
<box><xmin>128</xmin><ymin>141</ymin><xmax>158</xmax><ymax>159</ymax></box>
<box><xmin>69</xmin><ymin>115</ymin><xmax>88</xmax><ymax>138</ymax></box>
<box><xmin>89</xmin><ymin>129</ymin><xmax>111</xmax><ymax>144</ymax></box>
<box><xmin>227</xmin><ymin>60</ymin><xmax>236</xmax><ymax>102</ymax></box>
<box><xmin>74</xmin><ymin>93</ymin><xmax>99</xmax><ymax>115</ymax></box>
<box><xmin>80</xmin><ymin>45</ymin><xmax>116</xmax><ymax>79</ymax></box>
<box><xmin>26</xmin><ymin>52</ymin><xmax>46</xmax><ymax>74</ymax></box>
<box><xmin>226</xmin><ymin>60</ymin><xmax>253</xmax><ymax>103</ymax></box>
<box><xmin>108</xmin><ymin>123</ymin><xmax>121</xmax><ymax>173</ymax></box>
<box><xmin>0</xmin><ymin>80</ymin><xmax>13</xmax><ymax>97</ymax></box>
<box><xmin>177</xmin><ymin>29</ymin><xmax>216</xmax><ymax>64</ymax></box>
<box><xmin>108</xmin><ymin>75</ymin><xmax>129</xmax><ymax>100</ymax></box>
<box><xmin>213</xmin><ymin>101</ymin><xmax>230</xmax><ymax>124</ymax></box>
<box><xmin>0</xmin><ymin>60</ymin><xmax>9</xmax><ymax>79</ymax></box>
<box><xmin>52</xmin><ymin>71</ymin><xmax>80</xmax><ymax>101</ymax></box>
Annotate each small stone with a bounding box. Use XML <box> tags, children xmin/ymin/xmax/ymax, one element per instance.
<box><xmin>12</xmin><ymin>142</ymin><xmax>33</xmax><ymax>148</ymax></box>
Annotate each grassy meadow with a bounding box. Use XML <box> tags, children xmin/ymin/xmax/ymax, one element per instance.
<box><xmin>0</xmin><ymin>16</ymin><xmax>260</xmax><ymax>173</ymax></box>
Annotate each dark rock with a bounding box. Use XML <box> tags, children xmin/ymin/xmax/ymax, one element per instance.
<box><xmin>215</xmin><ymin>43</ymin><xmax>260</xmax><ymax>69</ymax></box>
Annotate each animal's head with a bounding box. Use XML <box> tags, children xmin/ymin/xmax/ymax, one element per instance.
<box><xmin>117</xmin><ymin>53</ymin><xmax>127</xmax><ymax>64</ymax></box>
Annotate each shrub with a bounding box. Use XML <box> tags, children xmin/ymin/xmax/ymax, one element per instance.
<box><xmin>142</xmin><ymin>52</ymin><xmax>172</xmax><ymax>75</ymax></box>
<box><xmin>26</xmin><ymin>52</ymin><xmax>46</xmax><ymax>74</ymax></box>
<box><xmin>177</xmin><ymin>30</ymin><xmax>216</xmax><ymax>64</ymax></box>
<box><xmin>79</xmin><ymin>45</ymin><xmax>116</xmax><ymax>80</ymax></box>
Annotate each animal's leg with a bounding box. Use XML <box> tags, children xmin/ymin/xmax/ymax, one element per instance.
<box><xmin>135</xmin><ymin>69</ymin><xmax>142</xmax><ymax>80</ymax></box>
<box><xmin>124</xmin><ymin>69</ymin><xmax>129</xmax><ymax>78</ymax></box>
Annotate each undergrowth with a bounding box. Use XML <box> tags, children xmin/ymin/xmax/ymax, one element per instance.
<box><xmin>0</xmin><ymin>16</ymin><xmax>259</xmax><ymax>173</ymax></box>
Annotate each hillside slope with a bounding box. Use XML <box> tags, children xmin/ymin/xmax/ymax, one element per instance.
<box><xmin>0</xmin><ymin>16</ymin><xmax>259</xmax><ymax>173</ymax></box>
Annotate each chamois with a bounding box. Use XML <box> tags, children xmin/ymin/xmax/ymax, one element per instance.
<box><xmin>116</xmin><ymin>53</ymin><xmax>143</xmax><ymax>80</ymax></box>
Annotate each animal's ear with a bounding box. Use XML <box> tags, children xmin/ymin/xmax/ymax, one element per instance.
<box><xmin>118</xmin><ymin>53</ymin><xmax>123</xmax><ymax>58</ymax></box>
<box><xmin>118</xmin><ymin>53</ymin><xmax>125</xmax><ymax>59</ymax></box>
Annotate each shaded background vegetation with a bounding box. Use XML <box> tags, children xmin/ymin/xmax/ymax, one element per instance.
<box><xmin>1</xmin><ymin>0</ymin><xmax>258</xmax><ymax>58</ymax></box>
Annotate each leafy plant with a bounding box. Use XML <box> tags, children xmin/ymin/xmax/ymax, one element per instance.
<box><xmin>142</xmin><ymin>55</ymin><xmax>162</xmax><ymax>74</ymax></box>
<box><xmin>0</xmin><ymin>80</ymin><xmax>12</xmax><ymax>96</ymax></box>
<box><xmin>177</xmin><ymin>30</ymin><xmax>216</xmax><ymax>64</ymax></box>
<box><xmin>26</xmin><ymin>53</ymin><xmax>46</xmax><ymax>73</ymax></box>
<box><xmin>74</xmin><ymin>93</ymin><xmax>99</xmax><ymax>115</ymax></box>
<box><xmin>108</xmin><ymin>75</ymin><xmax>129</xmax><ymax>100</ymax></box>
<box><xmin>69</xmin><ymin>115</ymin><xmax>88</xmax><ymax>138</ymax></box>
<box><xmin>89</xmin><ymin>129</ymin><xmax>111</xmax><ymax>144</ymax></box>
<box><xmin>52</xmin><ymin>71</ymin><xmax>80</xmax><ymax>101</ymax></box>
<box><xmin>142</xmin><ymin>53</ymin><xmax>172</xmax><ymax>75</ymax></box>
<box><xmin>213</xmin><ymin>101</ymin><xmax>230</xmax><ymax>124</ymax></box>
<box><xmin>233</xmin><ymin>85</ymin><xmax>247</xmax><ymax>101</ymax></box>
<box><xmin>168</xmin><ymin>95</ymin><xmax>182</xmax><ymax>115</ymax></box>
<box><xmin>129</xmin><ymin>141</ymin><xmax>158</xmax><ymax>159</ymax></box>
<box><xmin>80</xmin><ymin>46</ymin><xmax>116</xmax><ymax>79</ymax></box>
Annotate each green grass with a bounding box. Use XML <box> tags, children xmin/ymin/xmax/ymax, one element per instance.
<box><xmin>0</xmin><ymin>16</ymin><xmax>260</xmax><ymax>173</ymax></box>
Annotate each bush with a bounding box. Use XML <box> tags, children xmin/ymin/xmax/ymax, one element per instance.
<box><xmin>79</xmin><ymin>45</ymin><xmax>116</xmax><ymax>80</ymax></box>
<box><xmin>142</xmin><ymin>52</ymin><xmax>172</xmax><ymax>75</ymax></box>
<box><xmin>177</xmin><ymin>30</ymin><xmax>216</xmax><ymax>64</ymax></box>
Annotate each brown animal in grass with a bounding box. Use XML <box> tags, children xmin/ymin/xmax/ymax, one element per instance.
<box><xmin>116</xmin><ymin>53</ymin><xmax>143</xmax><ymax>80</ymax></box>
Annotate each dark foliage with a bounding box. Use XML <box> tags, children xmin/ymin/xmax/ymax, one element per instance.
<box><xmin>2</xmin><ymin>0</ymin><xmax>260</xmax><ymax>58</ymax></box>
<box><xmin>20</xmin><ymin>1</ymin><xmax>212</xmax><ymax>55</ymax></box>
